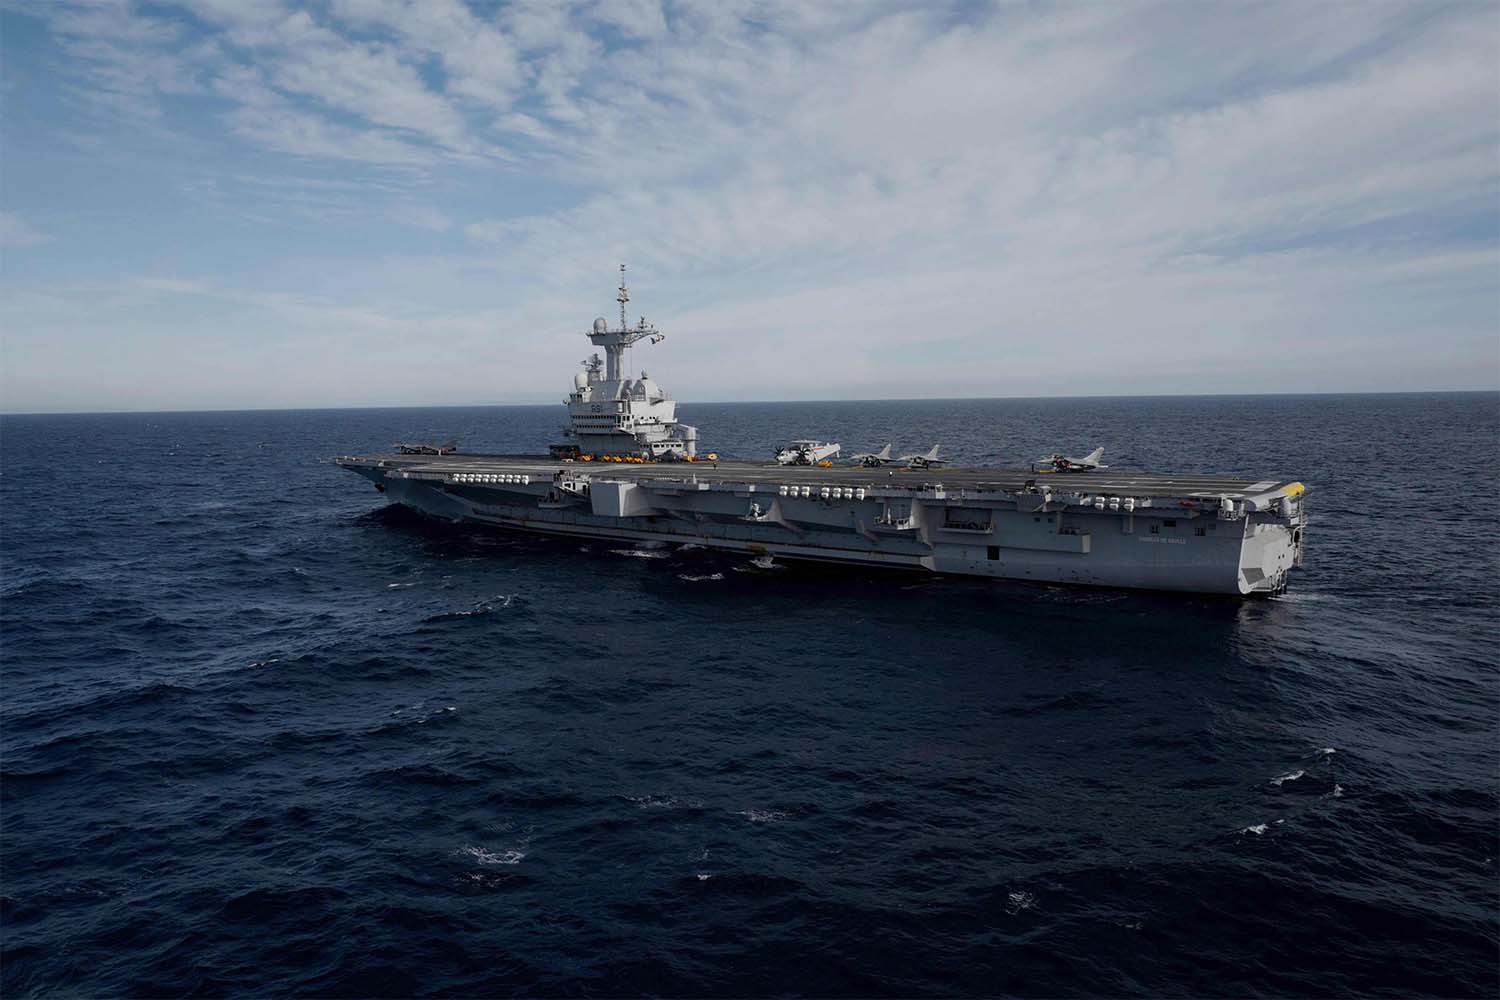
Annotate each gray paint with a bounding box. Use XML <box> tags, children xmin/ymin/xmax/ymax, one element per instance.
<box><xmin>336</xmin><ymin>453</ymin><xmax>1307</xmax><ymax>596</ymax></box>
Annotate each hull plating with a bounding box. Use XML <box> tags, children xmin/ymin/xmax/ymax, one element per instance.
<box><xmin>354</xmin><ymin>465</ymin><xmax>1299</xmax><ymax>596</ymax></box>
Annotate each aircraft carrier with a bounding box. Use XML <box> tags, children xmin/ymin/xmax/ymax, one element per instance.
<box><xmin>337</xmin><ymin>269</ymin><xmax>1307</xmax><ymax>596</ymax></box>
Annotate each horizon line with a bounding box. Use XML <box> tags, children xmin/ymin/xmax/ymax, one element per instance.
<box><xmin>2</xmin><ymin>386</ymin><xmax>1497</xmax><ymax>418</ymax></box>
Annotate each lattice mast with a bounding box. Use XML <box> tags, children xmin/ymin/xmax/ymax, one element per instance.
<box><xmin>588</xmin><ymin>264</ymin><xmax>660</xmax><ymax>382</ymax></box>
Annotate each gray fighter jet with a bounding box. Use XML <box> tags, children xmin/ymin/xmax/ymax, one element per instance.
<box><xmin>1038</xmin><ymin>447</ymin><xmax>1105</xmax><ymax>472</ymax></box>
<box><xmin>848</xmin><ymin>444</ymin><xmax>894</xmax><ymax>467</ymax></box>
<box><xmin>898</xmin><ymin>445</ymin><xmax>944</xmax><ymax>469</ymax></box>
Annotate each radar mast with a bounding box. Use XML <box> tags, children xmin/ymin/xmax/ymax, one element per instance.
<box><xmin>588</xmin><ymin>263</ymin><xmax>660</xmax><ymax>382</ymax></box>
<box><xmin>618</xmin><ymin>264</ymin><xmax>629</xmax><ymax>332</ymax></box>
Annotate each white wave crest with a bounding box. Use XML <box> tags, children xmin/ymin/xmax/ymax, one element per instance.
<box><xmin>737</xmin><ymin>808</ymin><xmax>789</xmax><ymax>823</ymax></box>
<box><xmin>462</xmin><ymin>845</ymin><xmax>525</xmax><ymax>866</ymax></box>
<box><xmin>1005</xmin><ymin>890</ymin><xmax>1038</xmax><ymax>913</ymax></box>
<box><xmin>414</xmin><ymin>704</ymin><xmax>458</xmax><ymax>724</ymax></box>
<box><xmin>1270</xmin><ymin>770</ymin><xmax>1305</xmax><ymax>786</ymax></box>
<box><xmin>677</xmin><ymin>572</ymin><xmax>724</xmax><ymax>582</ymax></box>
<box><xmin>627</xmin><ymin>794</ymin><xmax>687</xmax><ymax>809</ymax></box>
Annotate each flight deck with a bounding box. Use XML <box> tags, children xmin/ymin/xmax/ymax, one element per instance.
<box><xmin>342</xmin><ymin>452</ymin><xmax>1302</xmax><ymax>503</ymax></box>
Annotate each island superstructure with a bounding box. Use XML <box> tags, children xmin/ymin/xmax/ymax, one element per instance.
<box><xmin>336</xmin><ymin>270</ymin><xmax>1308</xmax><ymax>596</ymax></box>
<box><xmin>549</xmin><ymin>266</ymin><xmax>698</xmax><ymax>461</ymax></box>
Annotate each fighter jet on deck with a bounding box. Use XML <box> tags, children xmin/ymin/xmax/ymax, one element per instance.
<box><xmin>848</xmin><ymin>444</ymin><xmax>894</xmax><ymax>467</ymax></box>
<box><xmin>898</xmin><ymin>445</ymin><xmax>945</xmax><ymax>469</ymax></box>
<box><xmin>1037</xmin><ymin>447</ymin><xmax>1105</xmax><ymax>472</ymax></box>
<box><xmin>394</xmin><ymin>440</ymin><xmax>457</xmax><ymax>455</ymax></box>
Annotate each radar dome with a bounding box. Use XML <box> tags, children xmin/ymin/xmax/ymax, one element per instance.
<box><xmin>573</xmin><ymin>372</ymin><xmax>589</xmax><ymax>389</ymax></box>
<box><xmin>592</xmin><ymin>317</ymin><xmax>609</xmax><ymax>334</ymax></box>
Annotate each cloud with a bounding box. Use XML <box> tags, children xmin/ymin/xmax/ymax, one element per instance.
<box><xmin>331</xmin><ymin>0</ymin><xmax>525</xmax><ymax>108</ymax></box>
<box><xmin>460</xmin><ymin>5</ymin><xmax>1497</xmax><ymax>278</ymax></box>
<box><xmin>0</xmin><ymin>213</ymin><xmax>53</xmax><ymax>249</ymax></box>
<box><xmin>36</xmin><ymin>0</ymin><xmax>205</xmax><ymax>123</ymax></box>
<box><xmin>391</xmin><ymin>204</ymin><xmax>453</xmax><ymax>232</ymax></box>
<box><xmin>226</xmin><ymin>103</ymin><xmax>437</xmax><ymax>165</ymax></box>
<box><xmin>265</xmin><ymin>15</ymin><xmax>474</xmax><ymax>151</ymax></box>
<box><xmin>584</xmin><ymin>0</ymin><xmax>669</xmax><ymax>42</ymax></box>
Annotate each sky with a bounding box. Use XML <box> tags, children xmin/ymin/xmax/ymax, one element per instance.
<box><xmin>1</xmin><ymin>0</ymin><xmax>1497</xmax><ymax>413</ymax></box>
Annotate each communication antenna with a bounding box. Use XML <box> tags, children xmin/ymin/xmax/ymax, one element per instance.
<box><xmin>617</xmin><ymin>263</ymin><xmax>629</xmax><ymax>332</ymax></box>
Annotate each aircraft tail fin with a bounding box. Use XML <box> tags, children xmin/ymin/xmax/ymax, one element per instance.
<box><xmin>924</xmin><ymin>445</ymin><xmax>941</xmax><ymax>462</ymax></box>
<box><xmin>1082</xmin><ymin>447</ymin><xmax>1104</xmax><ymax>466</ymax></box>
<box><xmin>876</xmin><ymin>444</ymin><xmax>892</xmax><ymax>461</ymax></box>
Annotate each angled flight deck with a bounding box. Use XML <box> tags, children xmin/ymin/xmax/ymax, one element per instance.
<box><xmin>350</xmin><ymin>452</ymin><xmax>1302</xmax><ymax>502</ymax></box>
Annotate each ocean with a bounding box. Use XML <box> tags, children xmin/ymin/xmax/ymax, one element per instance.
<box><xmin>2</xmin><ymin>393</ymin><xmax>1496</xmax><ymax>997</ymax></box>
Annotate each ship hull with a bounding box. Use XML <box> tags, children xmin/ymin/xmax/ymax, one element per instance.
<box><xmin>339</xmin><ymin>455</ymin><xmax>1305</xmax><ymax>596</ymax></box>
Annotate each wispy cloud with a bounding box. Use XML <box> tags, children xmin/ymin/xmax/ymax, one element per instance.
<box><xmin>331</xmin><ymin>0</ymin><xmax>525</xmax><ymax>109</ymax></box>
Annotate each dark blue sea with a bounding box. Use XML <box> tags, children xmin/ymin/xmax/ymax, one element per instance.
<box><xmin>2</xmin><ymin>394</ymin><xmax>1497</xmax><ymax>997</ymax></box>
